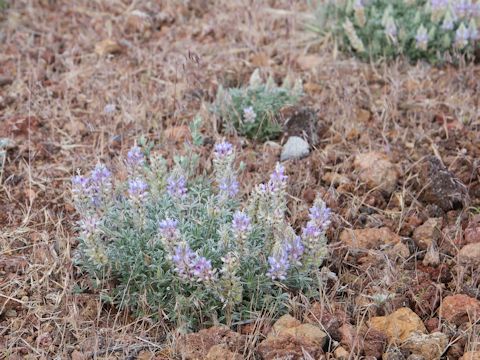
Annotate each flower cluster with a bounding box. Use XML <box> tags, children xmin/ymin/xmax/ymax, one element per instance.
<box><xmin>71</xmin><ymin>136</ymin><xmax>331</xmax><ymax>330</ymax></box>
<box><xmin>167</xmin><ymin>175</ymin><xmax>187</xmax><ymax>198</ymax></box>
<box><xmin>172</xmin><ymin>243</ymin><xmax>215</xmax><ymax>282</ymax></box>
<box><xmin>127</xmin><ymin>146</ymin><xmax>144</xmax><ymax>170</ymax></box>
<box><xmin>301</xmin><ymin>198</ymin><xmax>331</xmax><ymax>257</ymax></box>
<box><xmin>267</xmin><ymin>236</ymin><xmax>306</xmax><ymax>280</ymax></box>
<box><xmin>322</xmin><ymin>0</ymin><xmax>480</xmax><ymax>64</ymax></box>
<box><xmin>72</xmin><ymin>163</ymin><xmax>112</xmax><ymax>210</ymax></box>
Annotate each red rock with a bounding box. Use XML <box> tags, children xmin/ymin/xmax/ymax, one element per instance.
<box><xmin>413</xmin><ymin>218</ymin><xmax>443</xmax><ymax>250</ymax></box>
<box><xmin>257</xmin><ymin>314</ymin><xmax>327</xmax><ymax>360</ymax></box>
<box><xmin>465</xmin><ymin>216</ymin><xmax>480</xmax><ymax>245</ymax></box>
<box><xmin>339</xmin><ymin>227</ymin><xmax>402</xmax><ymax>252</ymax></box>
<box><xmin>178</xmin><ymin>326</ymin><xmax>245</xmax><ymax>360</ymax></box>
<box><xmin>354</xmin><ymin>152</ymin><xmax>399</xmax><ymax>194</ymax></box>
<box><xmin>363</xmin><ymin>327</ymin><xmax>387</xmax><ymax>358</ymax></box>
<box><xmin>305</xmin><ymin>302</ymin><xmax>349</xmax><ymax>341</ymax></box>
<box><xmin>424</xmin><ymin>318</ymin><xmax>440</xmax><ymax>333</ymax></box>
<box><xmin>339</xmin><ymin>323</ymin><xmax>363</xmax><ymax>354</ymax></box>
<box><xmin>439</xmin><ymin>295</ymin><xmax>480</xmax><ymax>325</ymax></box>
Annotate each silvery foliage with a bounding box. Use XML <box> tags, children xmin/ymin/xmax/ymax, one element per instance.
<box><xmin>71</xmin><ymin>127</ymin><xmax>331</xmax><ymax>330</ymax></box>
<box><xmin>316</xmin><ymin>0</ymin><xmax>479</xmax><ymax>64</ymax></box>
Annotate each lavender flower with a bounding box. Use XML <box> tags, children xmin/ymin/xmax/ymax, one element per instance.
<box><xmin>384</xmin><ymin>16</ymin><xmax>397</xmax><ymax>39</ymax></box>
<box><xmin>127</xmin><ymin>146</ymin><xmax>144</xmax><ymax>168</ymax></box>
<box><xmin>455</xmin><ymin>22</ymin><xmax>470</xmax><ymax>48</ymax></box>
<box><xmin>268</xmin><ymin>163</ymin><xmax>287</xmax><ymax>192</ymax></box>
<box><xmin>79</xmin><ymin>216</ymin><xmax>100</xmax><ymax>237</ymax></box>
<box><xmin>301</xmin><ymin>197</ymin><xmax>331</xmax><ymax>260</ymax></box>
<box><xmin>288</xmin><ymin>236</ymin><xmax>305</xmax><ymax>265</ymax></box>
<box><xmin>73</xmin><ymin>163</ymin><xmax>112</xmax><ymax>208</ymax></box>
<box><xmin>430</xmin><ymin>0</ymin><xmax>448</xmax><ymax>10</ymax></box>
<box><xmin>167</xmin><ymin>175</ymin><xmax>187</xmax><ymax>198</ymax></box>
<box><xmin>470</xmin><ymin>3</ymin><xmax>480</xmax><ymax>17</ymax></box>
<box><xmin>91</xmin><ymin>163</ymin><xmax>112</xmax><ymax>184</ymax></box>
<box><xmin>353</xmin><ymin>0</ymin><xmax>364</xmax><ymax>9</ymax></box>
<box><xmin>172</xmin><ymin>243</ymin><xmax>197</xmax><ymax>279</ymax></box>
<box><xmin>104</xmin><ymin>103</ymin><xmax>116</xmax><ymax>114</ymax></box>
<box><xmin>72</xmin><ymin>174</ymin><xmax>89</xmax><ymax>195</ymax></box>
<box><xmin>191</xmin><ymin>256</ymin><xmax>215</xmax><ymax>282</ymax></box>
<box><xmin>308</xmin><ymin>202</ymin><xmax>332</xmax><ymax>233</ymax></box>
<box><xmin>128</xmin><ymin>178</ymin><xmax>148</xmax><ymax>200</ymax></box>
<box><xmin>243</xmin><ymin>106</ymin><xmax>256</xmax><ymax>124</ymax></box>
<box><xmin>232</xmin><ymin>211</ymin><xmax>251</xmax><ymax>234</ymax></box>
<box><xmin>468</xmin><ymin>19</ymin><xmax>478</xmax><ymax>40</ymax></box>
<box><xmin>214</xmin><ymin>141</ymin><xmax>234</xmax><ymax>158</ymax></box>
<box><xmin>415</xmin><ymin>25</ymin><xmax>429</xmax><ymax>50</ymax></box>
<box><xmin>219</xmin><ymin>177</ymin><xmax>239</xmax><ymax>198</ymax></box>
<box><xmin>171</xmin><ymin>243</ymin><xmax>214</xmax><ymax>282</ymax></box>
<box><xmin>453</xmin><ymin>0</ymin><xmax>471</xmax><ymax>18</ymax></box>
<box><xmin>441</xmin><ymin>11</ymin><xmax>455</xmax><ymax>30</ymax></box>
<box><xmin>159</xmin><ymin>218</ymin><xmax>179</xmax><ymax>240</ymax></box>
<box><xmin>267</xmin><ymin>245</ymin><xmax>290</xmax><ymax>281</ymax></box>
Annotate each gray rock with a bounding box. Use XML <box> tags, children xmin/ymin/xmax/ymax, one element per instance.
<box><xmin>280</xmin><ymin>136</ymin><xmax>310</xmax><ymax>161</ymax></box>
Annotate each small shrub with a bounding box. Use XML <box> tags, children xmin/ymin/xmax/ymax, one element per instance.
<box><xmin>314</xmin><ymin>0</ymin><xmax>480</xmax><ymax>64</ymax></box>
<box><xmin>213</xmin><ymin>69</ymin><xmax>303</xmax><ymax>141</ymax></box>
<box><xmin>71</xmin><ymin>129</ymin><xmax>330</xmax><ymax>331</ymax></box>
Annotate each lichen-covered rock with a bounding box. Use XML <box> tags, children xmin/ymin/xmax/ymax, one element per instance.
<box><xmin>280</xmin><ymin>136</ymin><xmax>310</xmax><ymax>161</ymax></box>
<box><xmin>369</xmin><ymin>308</ymin><xmax>426</xmax><ymax>343</ymax></box>
<box><xmin>339</xmin><ymin>227</ymin><xmax>402</xmax><ymax>251</ymax></box>
<box><xmin>418</xmin><ymin>156</ymin><xmax>469</xmax><ymax>211</ymax></box>
<box><xmin>401</xmin><ymin>332</ymin><xmax>448</xmax><ymax>360</ymax></box>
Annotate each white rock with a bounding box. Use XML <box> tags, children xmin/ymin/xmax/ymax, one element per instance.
<box><xmin>280</xmin><ymin>136</ymin><xmax>310</xmax><ymax>161</ymax></box>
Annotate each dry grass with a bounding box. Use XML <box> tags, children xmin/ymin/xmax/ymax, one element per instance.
<box><xmin>0</xmin><ymin>0</ymin><xmax>479</xmax><ymax>358</ymax></box>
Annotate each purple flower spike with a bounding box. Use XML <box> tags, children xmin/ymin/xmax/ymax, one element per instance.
<box><xmin>72</xmin><ymin>175</ymin><xmax>89</xmax><ymax>194</ymax></box>
<box><xmin>289</xmin><ymin>236</ymin><xmax>305</xmax><ymax>265</ymax></box>
<box><xmin>219</xmin><ymin>177</ymin><xmax>239</xmax><ymax>197</ymax></box>
<box><xmin>91</xmin><ymin>164</ymin><xmax>111</xmax><ymax>184</ymax></box>
<box><xmin>172</xmin><ymin>243</ymin><xmax>197</xmax><ymax>279</ymax></box>
<box><xmin>159</xmin><ymin>218</ymin><xmax>179</xmax><ymax>240</ymax></box>
<box><xmin>191</xmin><ymin>256</ymin><xmax>214</xmax><ymax>282</ymax></box>
<box><xmin>232</xmin><ymin>211</ymin><xmax>251</xmax><ymax>234</ymax></box>
<box><xmin>79</xmin><ymin>216</ymin><xmax>99</xmax><ymax>237</ymax></box>
<box><xmin>267</xmin><ymin>248</ymin><xmax>290</xmax><ymax>281</ymax></box>
<box><xmin>430</xmin><ymin>0</ymin><xmax>448</xmax><ymax>10</ymax></box>
<box><xmin>167</xmin><ymin>175</ymin><xmax>187</xmax><ymax>198</ymax></box>
<box><xmin>302</xmin><ymin>223</ymin><xmax>321</xmax><ymax>238</ymax></box>
<box><xmin>214</xmin><ymin>141</ymin><xmax>233</xmax><ymax>158</ymax></box>
<box><xmin>128</xmin><ymin>178</ymin><xmax>148</xmax><ymax>199</ymax></box>
<box><xmin>171</xmin><ymin>243</ymin><xmax>214</xmax><ymax>282</ymax></box>
<box><xmin>308</xmin><ymin>204</ymin><xmax>332</xmax><ymax>232</ymax></box>
<box><xmin>127</xmin><ymin>146</ymin><xmax>144</xmax><ymax>168</ymax></box>
<box><xmin>268</xmin><ymin>163</ymin><xmax>287</xmax><ymax>192</ymax></box>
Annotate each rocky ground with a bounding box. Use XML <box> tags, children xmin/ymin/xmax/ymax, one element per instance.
<box><xmin>0</xmin><ymin>1</ymin><xmax>479</xmax><ymax>359</ymax></box>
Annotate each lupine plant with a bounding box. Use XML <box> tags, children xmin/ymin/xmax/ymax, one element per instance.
<box><xmin>314</xmin><ymin>0</ymin><xmax>480</xmax><ymax>64</ymax></box>
<box><xmin>71</xmin><ymin>135</ymin><xmax>330</xmax><ymax>331</ymax></box>
<box><xmin>213</xmin><ymin>69</ymin><xmax>303</xmax><ymax>141</ymax></box>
